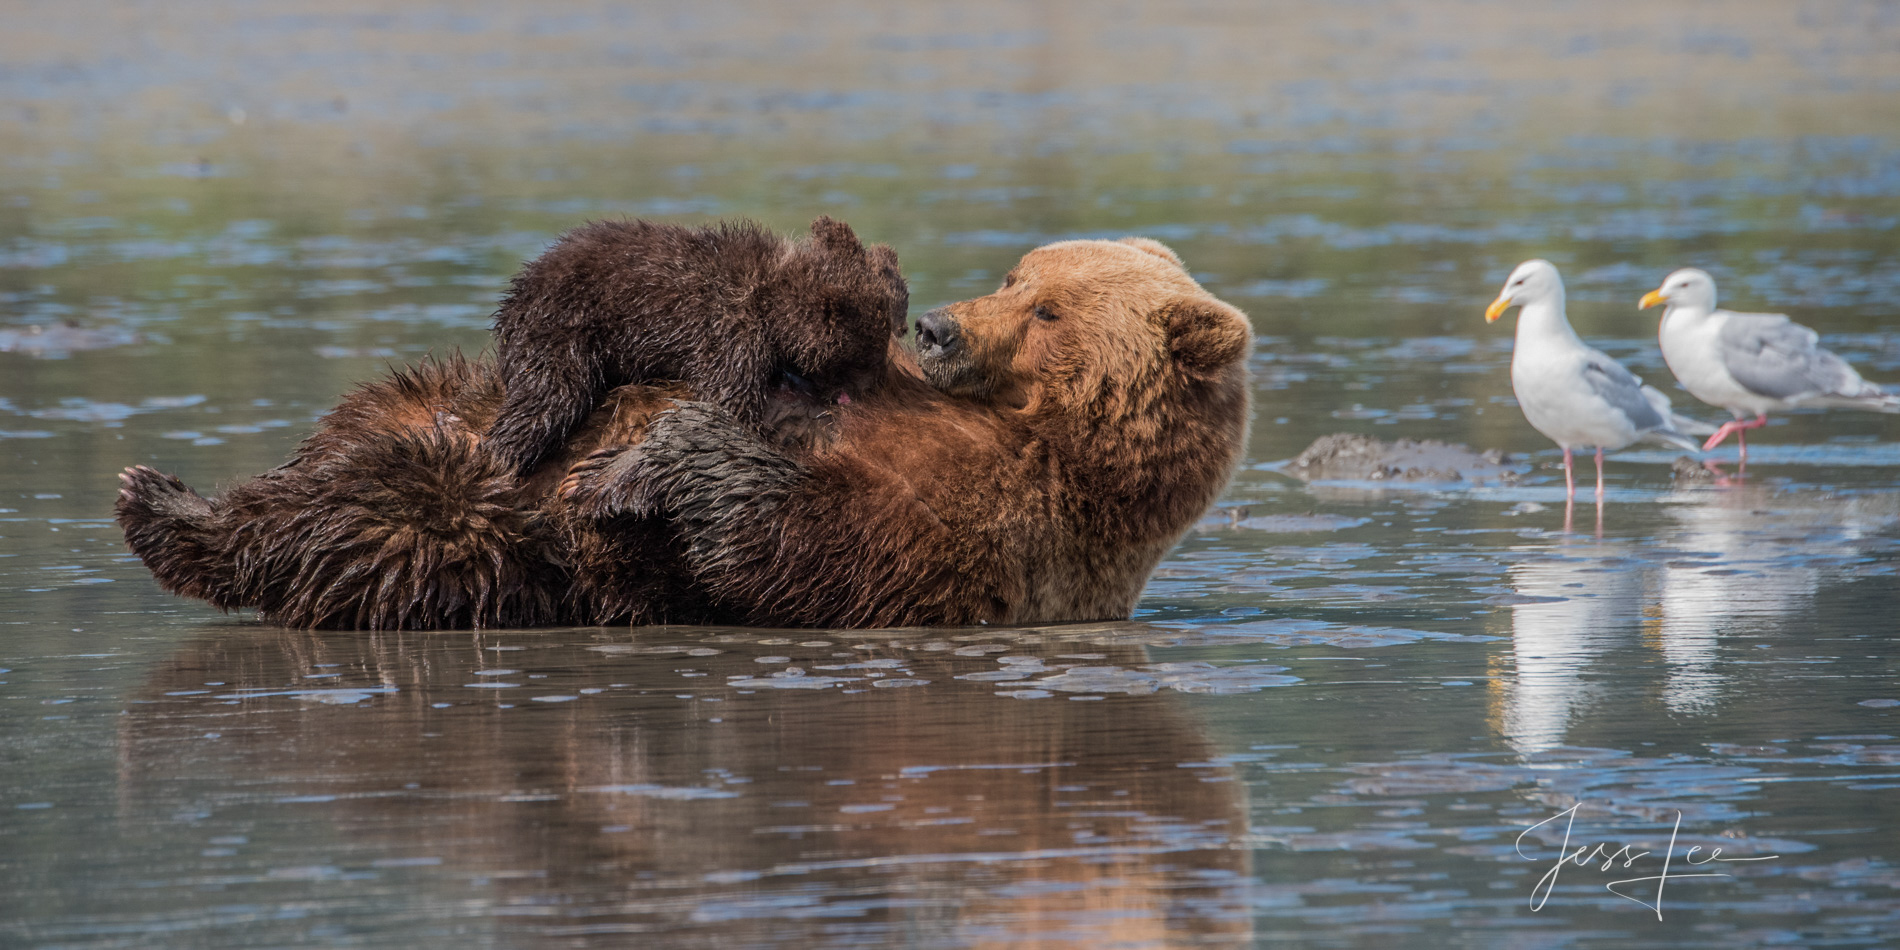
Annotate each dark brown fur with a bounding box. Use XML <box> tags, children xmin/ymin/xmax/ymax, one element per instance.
<box><xmin>117</xmin><ymin>210</ymin><xmax>908</xmax><ymax>630</ymax></box>
<box><xmin>562</xmin><ymin>238</ymin><xmax>1253</xmax><ymax>627</ymax></box>
<box><xmin>118</xmin><ymin>355</ymin><xmax>567</xmax><ymax>629</ymax></box>
<box><xmin>118</xmin><ymin>238</ymin><xmax>1248</xmax><ymax>631</ymax></box>
<box><xmin>486</xmin><ymin>215</ymin><xmax>908</xmax><ymax>475</ymax></box>
<box><xmin>115</xmin><ymin>354</ymin><xmax>743</xmax><ymax>629</ymax></box>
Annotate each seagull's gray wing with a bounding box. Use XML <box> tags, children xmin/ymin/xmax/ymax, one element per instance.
<box><xmin>1716</xmin><ymin>312</ymin><xmax>1859</xmax><ymax>400</ymax></box>
<box><xmin>1580</xmin><ymin>353</ymin><xmax>1667</xmax><ymax>431</ymax></box>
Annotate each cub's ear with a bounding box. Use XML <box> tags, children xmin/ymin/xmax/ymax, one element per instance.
<box><xmin>1161</xmin><ymin>296</ymin><xmax>1251</xmax><ymax>376</ymax></box>
<box><xmin>1118</xmin><ymin>237</ymin><xmax>1184</xmax><ymax>269</ymax></box>
<box><xmin>865</xmin><ymin>243</ymin><xmax>911</xmax><ymax>334</ymax></box>
<box><xmin>866</xmin><ymin>242</ymin><xmax>903</xmax><ymax>280</ymax></box>
<box><xmin>809</xmin><ymin>216</ymin><xmax>866</xmax><ymax>256</ymax></box>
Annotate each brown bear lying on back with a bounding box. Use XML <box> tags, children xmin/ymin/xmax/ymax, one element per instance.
<box><xmin>485</xmin><ymin>216</ymin><xmax>908</xmax><ymax>475</ymax></box>
<box><xmin>117</xmin><ymin>236</ymin><xmax>1252</xmax><ymax>630</ymax></box>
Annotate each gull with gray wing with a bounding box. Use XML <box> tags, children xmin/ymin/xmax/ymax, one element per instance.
<box><xmin>1641</xmin><ymin>267</ymin><xmax>1899</xmax><ymax>459</ymax></box>
<box><xmin>1487</xmin><ymin>260</ymin><xmax>1705</xmax><ymax>501</ymax></box>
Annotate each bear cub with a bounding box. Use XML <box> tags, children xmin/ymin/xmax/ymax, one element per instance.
<box><xmin>485</xmin><ymin>216</ymin><xmax>909</xmax><ymax>475</ymax></box>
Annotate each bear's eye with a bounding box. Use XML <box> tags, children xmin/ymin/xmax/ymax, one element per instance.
<box><xmin>1034</xmin><ymin>305</ymin><xmax>1058</xmax><ymax>323</ymax></box>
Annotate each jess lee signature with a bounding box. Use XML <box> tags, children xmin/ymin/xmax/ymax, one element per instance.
<box><xmin>1516</xmin><ymin>802</ymin><xmax>1780</xmax><ymax>919</ymax></box>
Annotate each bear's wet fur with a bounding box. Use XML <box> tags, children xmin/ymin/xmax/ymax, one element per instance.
<box><xmin>118</xmin><ymin>211</ymin><xmax>910</xmax><ymax>629</ymax></box>
<box><xmin>119</xmin><ymin>236</ymin><xmax>1250</xmax><ymax>631</ymax></box>
<box><xmin>560</xmin><ymin>237</ymin><xmax>1254</xmax><ymax>628</ymax></box>
<box><xmin>115</xmin><ymin>354</ymin><xmax>744</xmax><ymax>629</ymax></box>
<box><xmin>118</xmin><ymin>355</ymin><xmax>566</xmax><ymax>629</ymax></box>
<box><xmin>485</xmin><ymin>215</ymin><xmax>908</xmax><ymax>475</ymax></box>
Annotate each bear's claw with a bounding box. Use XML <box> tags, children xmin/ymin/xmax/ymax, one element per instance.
<box><xmin>116</xmin><ymin>465</ymin><xmax>213</xmax><ymax>520</ymax></box>
<box><xmin>559</xmin><ymin>446</ymin><xmax>657</xmax><ymax>520</ymax></box>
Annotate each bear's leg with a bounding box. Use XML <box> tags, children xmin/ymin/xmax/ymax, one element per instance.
<box><xmin>559</xmin><ymin>401</ymin><xmax>802</xmax><ymax>524</ymax></box>
<box><xmin>255</xmin><ymin>428</ymin><xmax>564</xmax><ymax>630</ymax></box>
<box><xmin>558</xmin><ymin>446</ymin><xmax>657</xmax><ymax>520</ymax></box>
<box><xmin>485</xmin><ymin>369</ymin><xmax>601</xmax><ymax>477</ymax></box>
<box><xmin>115</xmin><ymin>465</ymin><xmax>243</xmax><ymax>608</ymax></box>
<box><xmin>614</xmin><ymin>402</ymin><xmax>995</xmax><ymax>627</ymax></box>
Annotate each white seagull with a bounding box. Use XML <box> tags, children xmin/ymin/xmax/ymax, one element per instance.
<box><xmin>1486</xmin><ymin>260</ymin><xmax>1704</xmax><ymax>500</ymax></box>
<box><xmin>1640</xmin><ymin>267</ymin><xmax>1899</xmax><ymax>458</ymax></box>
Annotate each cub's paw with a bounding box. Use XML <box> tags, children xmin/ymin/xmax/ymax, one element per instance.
<box><xmin>640</xmin><ymin>402</ymin><xmax>804</xmax><ymax>527</ymax></box>
<box><xmin>558</xmin><ymin>446</ymin><xmax>660</xmax><ymax>520</ymax></box>
<box><xmin>642</xmin><ymin>401</ymin><xmax>755</xmax><ymax>457</ymax></box>
<box><xmin>561</xmin><ymin>402</ymin><xmax>799</xmax><ymax>525</ymax></box>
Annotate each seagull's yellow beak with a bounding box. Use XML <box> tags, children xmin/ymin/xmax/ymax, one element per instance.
<box><xmin>1638</xmin><ymin>288</ymin><xmax>1668</xmax><ymax>310</ymax></box>
<box><xmin>1484</xmin><ymin>294</ymin><xmax>1512</xmax><ymax>323</ymax></box>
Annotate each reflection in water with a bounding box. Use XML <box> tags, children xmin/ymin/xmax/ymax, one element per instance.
<box><xmin>110</xmin><ymin>626</ymin><xmax>1251</xmax><ymax>947</ymax></box>
<box><xmin>1651</xmin><ymin>486</ymin><xmax>1899</xmax><ymax>714</ymax></box>
<box><xmin>1495</xmin><ymin>487</ymin><xmax>1900</xmax><ymax>748</ymax></box>
<box><xmin>2</xmin><ymin>2</ymin><xmax>1898</xmax><ymax>945</ymax></box>
<box><xmin>1494</xmin><ymin>539</ymin><xmax>1647</xmax><ymax>755</ymax></box>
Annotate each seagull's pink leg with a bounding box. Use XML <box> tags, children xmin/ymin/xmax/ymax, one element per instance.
<box><xmin>1562</xmin><ymin>446</ymin><xmax>1575</xmax><ymax>501</ymax></box>
<box><xmin>1704</xmin><ymin>414</ymin><xmax>1771</xmax><ymax>453</ymax></box>
<box><xmin>1594</xmin><ymin>447</ymin><xmax>1606</xmax><ymax>502</ymax></box>
<box><xmin>1738</xmin><ymin>414</ymin><xmax>1767</xmax><ymax>463</ymax></box>
<box><xmin>1703</xmin><ymin>421</ymin><xmax>1743</xmax><ymax>451</ymax></box>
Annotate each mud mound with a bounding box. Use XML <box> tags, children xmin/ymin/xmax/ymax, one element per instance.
<box><xmin>1286</xmin><ymin>433</ymin><xmax>1521</xmax><ymax>485</ymax></box>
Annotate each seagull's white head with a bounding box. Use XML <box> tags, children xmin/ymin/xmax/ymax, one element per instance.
<box><xmin>1485</xmin><ymin>259</ymin><xmax>1563</xmax><ymax>323</ymax></box>
<box><xmin>1640</xmin><ymin>267</ymin><xmax>1716</xmax><ymax>312</ymax></box>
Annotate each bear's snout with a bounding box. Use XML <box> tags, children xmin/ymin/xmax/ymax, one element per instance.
<box><xmin>915</xmin><ymin>307</ymin><xmax>961</xmax><ymax>358</ymax></box>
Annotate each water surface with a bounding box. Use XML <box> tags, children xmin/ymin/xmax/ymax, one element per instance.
<box><xmin>3</xmin><ymin>2</ymin><xmax>1898</xmax><ymax>946</ymax></box>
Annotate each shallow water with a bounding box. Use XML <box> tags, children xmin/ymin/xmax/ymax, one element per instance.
<box><xmin>3</xmin><ymin>1</ymin><xmax>1899</xmax><ymax>947</ymax></box>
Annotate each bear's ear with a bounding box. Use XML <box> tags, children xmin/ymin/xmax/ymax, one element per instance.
<box><xmin>865</xmin><ymin>243</ymin><xmax>911</xmax><ymax>334</ymax></box>
<box><xmin>1161</xmin><ymin>296</ymin><xmax>1251</xmax><ymax>377</ymax></box>
<box><xmin>810</xmin><ymin>216</ymin><xmax>866</xmax><ymax>257</ymax></box>
<box><xmin>865</xmin><ymin>242</ymin><xmax>901</xmax><ymax>276</ymax></box>
<box><xmin>1118</xmin><ymin>237</ymin><xmax>1184</xmax><ymax>269</ymax></box>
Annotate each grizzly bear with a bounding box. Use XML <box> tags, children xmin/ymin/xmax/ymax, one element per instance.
<box><xmin>115</xmin><ymin>355</ymin><xmax>751</xmax><ymax>629</ymax></box>
<box><xmin>485</xmin><ymin>215</ymin><xmax>908</xmax><ymax>475</ymax></box>
<box><xmin>116</xmin><ymin>213</ymin><xmax>911</xmax><ymax>629</ymax></box>
<box><xmin>118</xmin><ymin>237</ymin><xmax>1251</xmax><ymax>630</ymax></box>
<box><xmin>559</xmin><ymin>237</ymin><xmax>1254</xmax><ymax>627</ymax></box>
<box><xmin>117</xmin><ymin>356</ymin><xmax>558</xmax><ymax>629</ymax></box>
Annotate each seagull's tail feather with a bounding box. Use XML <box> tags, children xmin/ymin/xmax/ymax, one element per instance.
<box><xmin>1643</xmin><ymin>428</ymin><xmax>1705</xmax><ymax>454</ymax></box>
<box><xmin>1810</xmin><ymin>386</ymin><xmax>1900</xmax><ymax>414</ymax></box>
<box><xmin>1639</xmin><ymin>384</ymin><xmax>1717</xmax><ymax>443</ymax></box>
<box><xmin>1666</xmin><ymin>412</ymin><xmax>1718</xmax><ymax>436</ymax></box>
<box><xmin>1639</xmin><ymin>384</ymin><xmax>1677</xmax><ymax>417</ymax></box>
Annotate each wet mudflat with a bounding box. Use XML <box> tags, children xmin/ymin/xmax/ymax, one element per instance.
<box><xmin>3</xmin><ymin>1</ymin><xmax>1899</xmax><ymax>947</ymax></box>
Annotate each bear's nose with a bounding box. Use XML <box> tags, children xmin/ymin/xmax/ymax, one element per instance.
<box><xmin>915</xmin><ymin>307</ymin><xmax>961</xmax><ymax>356</ymax></box>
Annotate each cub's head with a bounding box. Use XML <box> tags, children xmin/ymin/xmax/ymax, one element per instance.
<box><xmin>913</xmin><ymin>238</ymin><xmax>1251</xmax><ymax>416</ymax></box>
<box><xmin>763</xmin><ymin>216</ymin><xmax>911</xmax><ymax>403</ymax></box>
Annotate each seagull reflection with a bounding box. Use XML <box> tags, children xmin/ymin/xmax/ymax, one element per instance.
<box><xmin>1492</xmin><ymin>486</ymin><xmax>1900</xmax><ymax>749</ymax></box>
<box><xmin>117</xmin><ymin>625</ymin><xmax>1252</xmax><ymax>948</ymax></box>
<box><xmin>1651</xmin><ymin>485</ymin><xmax>1900</xmax><ymax>713</ymax></box>
<box><xmin>1493</xmin><ymin>539</ymin><xmax>1649</xmax><ymax>755</ymax></box>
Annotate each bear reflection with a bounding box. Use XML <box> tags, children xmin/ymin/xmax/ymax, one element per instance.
<box><xmin>121</xmin><ymin>626</ymin><xmax>1251</xmax><ymax>947</ymax></box>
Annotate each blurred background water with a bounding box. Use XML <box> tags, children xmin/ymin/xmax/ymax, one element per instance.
<box><xmin>2</xmin><ymin>1</ymin><xmax>1898</xmax><ymax>947</ymax></box>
